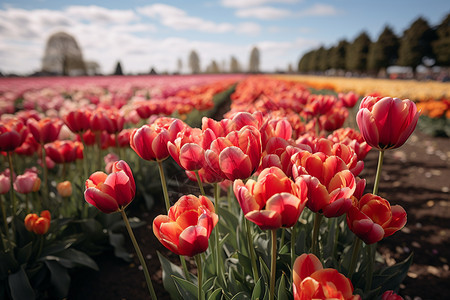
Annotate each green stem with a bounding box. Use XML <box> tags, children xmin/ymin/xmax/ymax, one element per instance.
<box><xmin>120</xmin><ymin>209</ymin><xmax>157</xmax><ymax>300</ymax></box>
<box><xmin>40</xmin><ymin>145</ymin><xmax>49</xmax><ymax>208</ymax></box>
<box><xmin>25</xmin><ymin>193</ymin><xmax>30</xmax><ymax>214</ymax></box>
<box><xmin>0</xmin><ymin>194</ymin><xmax>11</xmax><ymax>251</ymax></box>
<box><xmin>269</xmin><ymin>229</ymin><xmax>277</xmax><ymax>300</ymax></box>
<box><xmin>7</xmin><ymin>152</ymin><xmax>17</xmax><ymax>239</ymax></box>
<box><xmin>347</xmin><ymin>237</ymin><xmax>362</xmax><ymax>279</ymax></box>
<box><xmin>180</xmin><ymin>256</ymin><xmax>191</xmax><ymax>281</ymax></box>
<box><xmin>157</xmin><ymin>160</ymin><xmax>171</xmax><ymax>212</ymax></box>
<box><xmin>291</xmin><ymin>225</ymin><xmax>296</xmax><ymax>268</ymax></box>
<box><xmin>365</xmin><ymin>243</ymin><xmax>375</xmax><ymax>292</ymax></box>
<box><xmin>213</xmin><ymin>184</ymin><xmax>220</xmax><ymax>275</ymax></box>
<box><xmin>195</xmin><ymin>254</ymin><xmax>204</xmax><ymax>300</ymax></box>
<box><xmin>311</xmin><ymin>213</ymin><xmax>323</xmax><ymax>256</ymax></box>
<box><xmin>95</xmin><ymin>131</ymin><xmax>102</xmax><ymax>172</ymax></box>
<box><xmin>373</xmin><ymin>150</ymin><xmax>384</xmax><ymax>196</ymax></box>
<box><xmin>194</xmin><ymin>170</ymin><xmax>206</xmax><ymax>196</ymax></box>
<box><xmin>246</xmin><ymin>219</ymin><xmax>259</xmax><ymax>283</ymax></box>
<box><xmin>364</xmin><ymin>150</ymin><xmax>384</xmax><ymax>292</ymax></box>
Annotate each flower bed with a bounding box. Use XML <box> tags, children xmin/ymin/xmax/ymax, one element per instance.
<box><xmin>0</xmin><ymin>74</ymin><xmax>427</xmax><ymax>300</ymax></box>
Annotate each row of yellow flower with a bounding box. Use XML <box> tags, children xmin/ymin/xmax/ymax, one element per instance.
<box><xmin>278</xmin><ymin>75</ymin><xmax>450</xmax><ymax>119</ymax></box>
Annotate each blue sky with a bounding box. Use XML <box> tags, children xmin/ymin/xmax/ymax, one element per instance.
<box><xmin>1</xmin><ymin>0</ymin><xmax>449</xmax><ymax>75</ymax></box>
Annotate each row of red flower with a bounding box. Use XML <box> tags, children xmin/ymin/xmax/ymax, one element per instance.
<box><xmin>1</xmin><ymin>75</ymin><xmax>419</xmax><ymax>299</ymax></box>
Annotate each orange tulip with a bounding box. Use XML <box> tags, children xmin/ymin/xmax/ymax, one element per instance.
<box><xmin>24</xmin><ymin>210</ymin><xmax>51</xmax><ymax>235</ymax></box>
<box><xmin>234</xmin><ymin>167</ymin><xmax>308</xmax><ymax>229</ymax></box>
<box><xmin>153</xmin><ymin>194</ymin><xmax>218</xmax><ymax>257</ymax></box>
<box><xmin>292</xmin><ymin>153</ymin><xmax>356</xmax><ymax>217</ymax></box>
<box><xmin>293</xmin><ymin>253</ymin><xmax>360</xmax><ymax>300</ymax></box>
<box><xmin>346</xmin><ymin>193</ymin><xmax>407</xmax><ymax>244</ymax></box>
<box><xmin>356</xmin><ymin>96</ymin><xmax>420</xmax><ymax>150</ymax></box>
<box><xmin>57</xmin><ymin>181</ymin><xmax>73</xmax><ymax>197</ymax></box>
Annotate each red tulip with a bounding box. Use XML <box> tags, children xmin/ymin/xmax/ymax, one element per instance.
<box><xmin>153</xmin><ymin>194</ymin><xmax>218</xmax><ymax>257</ymax></box>
<box><xmin>328</xmin><ymin>128</ymin><xmax>372</xmax><ymax>161</ymax></box>
<box><xmin>206</xmin><ymin>125</ymin><xmax>262</xmax><ymax>181</ymax></box>
<box><xmin>168</xmin><ymin>127</ymin><xmax>205</xmax><ymax>171</ymax></box>
<box><xmin>338</xmin><ymin>91</ymin><xmax>359</xmax><ymax>108</ymax></box>
<box><xmin>14</xmin><ymin>132</ymin><xmax>40</xmax><ymax>156</ymax></box>
<box><xmin>346</xmin><ymin>193</ymin><xmax>407</xmax><ymax>244</ymax></box>
<box><xmin>292</xmin><ymin>153</ymin><xmax>355</xmax><ymax>217</ymax></box>
<box><xmin>293</xmin><ymin>253</ymin><xmax>360</xmax><ymax>300</ymax></box>
<box><xmin>84</xmin><ymin>160</ymin><xmax>135</xmax><ymax>213</ymax></box>
<box><xmin>63</xmin><ymin>109</ymin><xmax>91</xmax><ymax>133</ymax></box>
<box><xmin>24</xmin><ymin>210</ymin><xmax>51</xmax><ymax>235</ymax></box>
<box><xmin>382</xmin><ymin>290</ymin><xmax>404</xmax><ymax>300</ymax></box>
<box><xmin>356</xmin><ymin>96</ymin><xmax>420</xmax><ymax>150</ymax></box>
<box><xmin>45</xmin><ymin>140</ymin><xmax>83</xmax><ymax>164</ymax></box>
<box><xmin>0</xmin><ymin>118</ymin><xmax>28</xmax><ymax>152</ymax></box>
<box><xmin>27</xmin><ymin>118</ymin><xmax>62</xmax><ymax>144</ymax></box>
<box><xmin>234</xmin><ymin>167</ymin><xmax>308</xmax><ymax>229</ymax></box>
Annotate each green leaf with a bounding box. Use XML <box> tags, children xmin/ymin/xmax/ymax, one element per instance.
<box><xmin>202</xmin><ymin>276</ymin><xmax>216</xmax><ymax>293</ymax></box>
<box><xmin>237</xmin><ymin>252</ymin><xmax>253</xmax><ymax>275</ymax></box>
<box><xmin>251</xmin><ymin>277</ymin><xmax>265</xmax><ymax>300</ymax></box>
<box><xmin>371</xmin><ymin>253</ymin><xmax>413</xmax><ymax>294</ymax></box>
<box><xmin>259</xmin><ymin>257</ymin><xmax>270</xmax><ymax>285</ymax></box>
<box><xmin>8</xmin><ymin>266</ymin><xmax>35</xmax><ymax>300</ymax></box>
<box><xmin>277</xmin><ymin>273</ymin><xmax>290</xmax><ymax>300</ymax></box>
<box><xmin>56</xmin><ymin>248</ymin><xmax>99</xmax><ymax>270</ymax></box>
<box><xmin>208</xmin><ymin>288</ymin><xmax>223</xmax><ymax>300</ymax></box>
<box><xmin>41</xmin><ymin>239</ymin><xmax>76</xmax><ymax>256</ymax></box>
<box><xmin>108</xmin><ymin>231</ymin><xmax>132</xmax><ymax>262</ymax></box>
<box><xmin>45</xmin><ymin>260</ymin><xmax>71</xmax><ymax>299</ymax></box>
<box><xmin>172</xmin><ymin>275</ymin><xmax>198</xmax><ymax>299</ymax></box>
<box><xmin>231</xmin><ymin>291</ymin><xmax>250</xmax><ymax>299</ymax></box>
<box><xmin>16</xmin><ymin>242</ymin><xmax>33</xmax><ymax>265</ymax></box>
<box><xmin>157</xmin><ymin>251</ymin><xmax>185</xmax><ymax>300</ymax></box>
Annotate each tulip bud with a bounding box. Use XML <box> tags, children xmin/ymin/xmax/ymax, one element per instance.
<box><xmin>57</xmin><ymin>181</ymin><xmax>73</xmax><ymax>197</ymax></box>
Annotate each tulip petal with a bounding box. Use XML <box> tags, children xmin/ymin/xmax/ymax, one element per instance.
<box><xmin>265</xmin><ymin>193</ymin><xmax>303</xmax><ymax>228</ymax></box>
<box><xmin>245</xmin><ymin>210</ymin><xmax>281</xmax><ymax>230</ymax></box>
<box><xmin>219</xmin><ymin>146</ymin><xmax>253</xmax><ymax>180</ymax></box>
<box><xmin>178</xmin><ymin>226</ymin><xmax>209</xmax><ymax>257</ymax></box>
<box><xmin>84</xmin><ymin>187</ymin><xmax>119</xmax><ymax>213</ymax></box>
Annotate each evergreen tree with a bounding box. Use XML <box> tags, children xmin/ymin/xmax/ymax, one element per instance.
<box><xmin>188</xmin><ymin>50</ymin><xmax>201</xmax><ymax>74</ymax></box>
<box><xmin>346</xmin><ymin>31</ymin><xmax>371</xmax><ymax>74</ymax></box>
<box><xmin>367</xmin><ymin>26</ymin><xmax>399</xmax><ymax>74</ymax></box>
<box><xmin>298</xmin><ymin>50</ymin><xmax>314</xmax><ymax>73</ymax></box>
<box><xmin>114</xmin><ymin>61</ymin><xmax>123</xmax><ymax>75</ymax></box>
<box><xmin>433</xmin><ymin>13</ymin><xmax>450</xmax><ymax>67</ymax></box>
<box><xmin>317</xmin><ymin>46</ymin><xmax>330</xmax><ymax>72</ymax></box>
<box><xmin>329</xmin><ymin>39</ymin><xmax>348</xmax><ymax>71</ymax></box>
<box><xmin>249</xmin><ymin>46</ymin><xmax>260</xmax><ymax>73</ymax></box>
<box><xmin>398</xmin><ymin>17</ymin><xmax>437</xmax><ymax>74</ymax></box>
<box><xmin>230</xmin><ymin>56</ymin><xmax>241</xmax><ymax>73</ymax></box>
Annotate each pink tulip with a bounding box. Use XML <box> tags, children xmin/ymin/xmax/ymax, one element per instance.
<box><xmin>356</xmin><ymin>96</ymin><xmax>420</xmax><ymax>150</ymax></box>
<box><xmin>14</xmin><ymin>170</ymin><xmax>41</xmax><ymax>194</ymax></box>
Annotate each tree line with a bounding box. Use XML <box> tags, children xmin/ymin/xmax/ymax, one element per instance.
<box><xmin>297</xmin><ymin>14</ymin><xmax>450</xmax><ymax>78</ymax></box>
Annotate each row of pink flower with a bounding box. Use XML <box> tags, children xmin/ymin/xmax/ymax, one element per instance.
<box><xmin>0</xmin><ymin>74</ymin><xmax>245</xmax><ymax>115</ymax></box>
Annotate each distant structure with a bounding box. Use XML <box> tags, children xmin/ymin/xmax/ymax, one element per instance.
<box><xmin>249</xmin><ymin>46</ymin><xmax>260</xmax><ymax>73</ymax></box>
<box><xmin>41</xmin><ymin>32</ymin><xmax>86</xmax><ymax>76</ymax></box>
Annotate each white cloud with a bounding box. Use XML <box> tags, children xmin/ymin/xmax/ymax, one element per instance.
<box><xmin>221</xmin><ymin>0</ymin><xmax>301</xmax><ymax>9</ymax></box>
<box><xmin>235</xmin><ymin>6</ymin><xmax>292</xmax><ymax>20</ymax></box>
<box><xmin>138</xmin><ymin>4</ymin><xmax>235</xmax><ymax>33</ymax></box>
<box><xmin>65</xmin><ymin>5</ymin><xmax>138</xmax><ymax>24</ymax></box>
<box><xmin>298</xmin><ymin>4</ymin><xmax>341</xmax><ymax>16</ymax></box>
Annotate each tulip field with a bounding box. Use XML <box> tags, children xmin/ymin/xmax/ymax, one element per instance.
<box><xmin>1</xmin><ymin>74</ymin><xmax>449</xmax><ymax>300</ymax></box>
